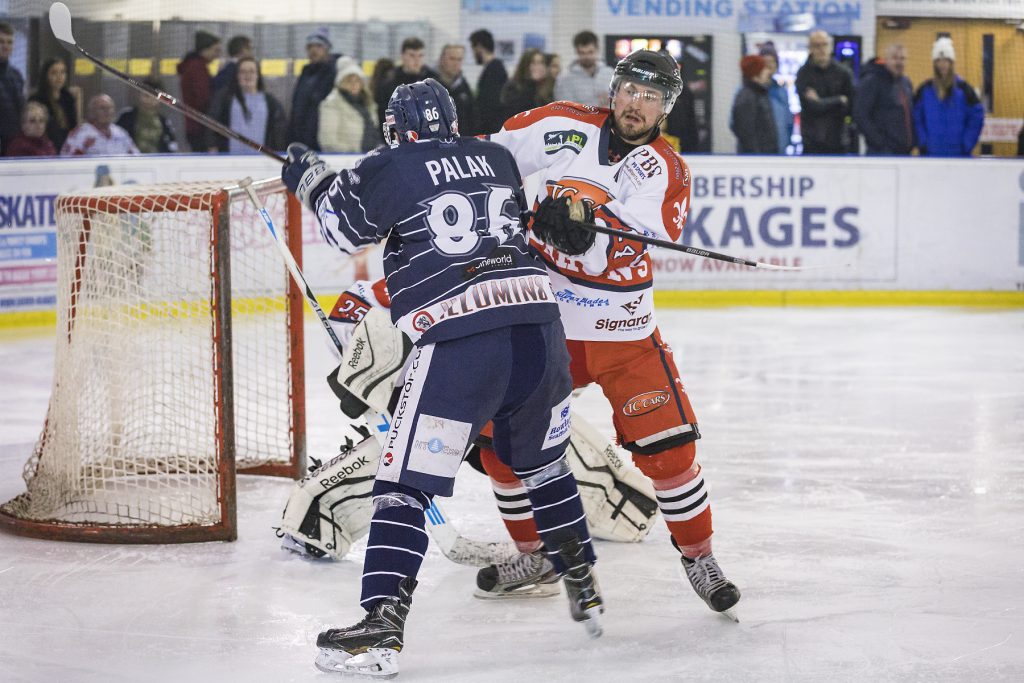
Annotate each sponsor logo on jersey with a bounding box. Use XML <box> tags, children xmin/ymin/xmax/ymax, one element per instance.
<box><xmin>594</xmin><ymin>313</ymin><xmax>652</xmax><ymax>331</ymax></box>
<box><xmin>622</xmin><ymin>390</ymin><xmax>671</xmax><ymax>417</ymax></box>
<box><xmin>412</xmin><ymin>310</ymin><xmax>435</xmax><ymax>332</ymax></box>
<box><xmin>383</xmin><ymin>452</ymin><xmax>394</xmax><ymax>466</ymax></box>
<box><xmin>318</xmin><ymin>455</ymin><xmax>371</xmax><ymax>489</ymax></box>
<box><xmin>543</xmin><ymin>129</ymin><xmax>589</xmax><ymax>155</ymax></box>
<box><xmin>620</xmin><ymin>293</ymin><xmax>644</xmax><ymax>314</ymax></box>
<box><xmin>414</xmin><ymin>437</ymin><xmax>461</xmax><ymax>458</ymax></box>
<box><xmin>431</xmin><ymin>275</ymin><xmax>552</xmax><ymax>323</ymax></box>
<box><xmin>554</xmin><ymin>288</ymin><xmax>609</xmax><ymax>308</ymax></box>
<box><xmin>462</xmin><ymin>245</ymin><xmax>517</xmax><ymax>279</ymax></box>
<box><xmin>386</xmin><ymin>347</ymin><xmax>421</xmax><ymax>451</ymax></box>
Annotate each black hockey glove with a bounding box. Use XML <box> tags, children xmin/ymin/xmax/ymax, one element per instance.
<box><xmin>531</xmin><ymin>195</ymin><xmax>596</xmax><ymax>256</ymax></box>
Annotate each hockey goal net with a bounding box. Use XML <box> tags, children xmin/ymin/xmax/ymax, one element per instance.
<box><xmin>0</xmin><ymin>177</ymin><xmax>306</xmax><ymax>543</ymax></box>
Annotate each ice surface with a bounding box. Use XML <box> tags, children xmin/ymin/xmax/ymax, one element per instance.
<box><xmin>1</xmin><ymin>308</ymin><xmax>1022</xmax><ymax>682</ymax></box>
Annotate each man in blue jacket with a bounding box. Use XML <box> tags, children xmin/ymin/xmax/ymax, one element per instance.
<box><xmin>913</xmin><ymin>37</ymin><xmax>984</xmax><ymax>157</ymax></box>
<box><xmin>854</xmin><ymin>44</ymin><xmax>915</xmax><ymax>155</ymax></box>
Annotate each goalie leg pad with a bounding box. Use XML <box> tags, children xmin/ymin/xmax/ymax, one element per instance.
<box><xmin>278</xmin><ymin>437</ymin><xmax>378</xmax><ymax>560</ymax></box>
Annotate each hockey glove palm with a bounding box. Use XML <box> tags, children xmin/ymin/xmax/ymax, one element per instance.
<box><xmin>282</xmin><ymin>142</ymin><xmax>335</xmax><ymax>210</ymax></box>
<box><xmin>532</xmin><ymin>195</ymin><xmax>596</xmax><ymax>256</ymax></box>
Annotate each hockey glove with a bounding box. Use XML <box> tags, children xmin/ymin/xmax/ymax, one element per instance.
<box><xmin>531</xmin><ymin>195</ymin><xmax>596</xmax><ymax>256</ymax></box>
<box><xmin>282</xmin><ymin>142</ymin><xmax>335</xmax><ymax>210</ymax></box>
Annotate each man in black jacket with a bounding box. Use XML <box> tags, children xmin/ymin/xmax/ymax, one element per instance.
<box><xmin>437</xmin><ymin>44</ymin><xmax>477</xmax><ymax>135</ymax></box>
<box><xmin>288</xmin><ymin>29</ymin><xmax>337</xmax><ymax>150</ymax></box>
<box><xmin>795</xmin><ymin>30</ymin><xmax>853</xmax><ymax>154</ymax></box>
<box><xmin>375</xmin><ymin>37</ymin><xmax>440</xmax><ymax>128</ymax></box>
<box><xmin>469</xmin><ymin>29</ymin><xmax>508</xmax><ymax>134</ymax></box>
<box><xmin>0</xmin><ymin>22</ymin><xmax>25</xmax><ymax>156</ymax></box>
<box><xmin>854</xmin><ymin>44</ymin><xmax>915</xmax><ymax>155</ymax></box>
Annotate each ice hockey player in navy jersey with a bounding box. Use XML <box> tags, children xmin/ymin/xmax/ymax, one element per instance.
<box><xmin>282</xmin><ymin>78</ymin><xmax>603</xmax><ymax>677</ymax></box>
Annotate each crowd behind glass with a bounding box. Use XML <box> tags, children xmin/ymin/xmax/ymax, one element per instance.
<box><xmin>1</xmin><ymin>21</ymin><xmax>1019</xmax><ymax>159</ymax></box>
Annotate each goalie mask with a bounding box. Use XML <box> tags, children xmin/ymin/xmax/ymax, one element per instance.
<box><xmin>383</xmin><ymin>77</ymin><xmax>459</xmax><ymax>148</ymax></box>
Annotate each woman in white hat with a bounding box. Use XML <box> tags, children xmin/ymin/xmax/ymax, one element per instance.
<box><xmin>318</xmin><ymin>57</ymin><xmax>380</xmax><ymax>153</ymax></box>
<box><xmin>912</xmin><ymin>37</ymin><xmax>985</xmax><ymax>156</ymax></box>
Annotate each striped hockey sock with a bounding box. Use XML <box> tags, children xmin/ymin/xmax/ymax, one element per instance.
<box><xmin>654</xmin><ymin>468</ymin><xmax>713</xmax><ymax>558</ymax></box>
<box><xmin>360</xmin><ymin>481</ymin><xmax>431</xmax><ymax>611</ymax></box>
<box><xmin>513</xmin><ymin>456</ymin><xmax>595</xmax><ymax>573</ymax></box>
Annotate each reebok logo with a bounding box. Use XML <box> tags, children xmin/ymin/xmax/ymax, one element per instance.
<box><xmin>319</xmin><ymin>455</ymin><xmax>370</xmax><ymax>488</ymax></box>
<box><xmin>347</xmin><ymin>337</ymin><xmax>366</xmax><ymax>369</ymax></box>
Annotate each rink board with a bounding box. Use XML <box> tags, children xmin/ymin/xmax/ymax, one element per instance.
<box><xmin>2</xmin><ymin>154</ymin><xmax>1023</xmax><ymax>325</ymax></box>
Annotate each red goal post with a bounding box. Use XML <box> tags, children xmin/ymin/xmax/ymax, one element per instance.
<box><xmin>0</xmin><ymin>177</ymin><xmax>306</xmax><ymax>543</ymax></box>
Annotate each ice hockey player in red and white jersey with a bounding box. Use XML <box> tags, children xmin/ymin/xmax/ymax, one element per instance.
<box><xmin>484</xmin><ymin>49</ymin><xmax>742</xmax><ymax>616</ymax></box>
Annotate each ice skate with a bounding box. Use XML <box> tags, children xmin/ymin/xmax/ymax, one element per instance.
<box><xmin>555</xmin><ymin>538</ymin><xmax>604</xmax><ymax>638</ymax></box>
<box><xmin>474</xmin><ymin>549</ymin><xmax>560</xmax><ymax>599</ymax></box>
<box><xmin>314</xmin><ymin>577</ymin><xmax>416</xmax><ymax>678</ymax></box>
<box><xmin>680</xmin><ymin>553</ymin><xmax>741</xmax><ymax>622</ymax></box>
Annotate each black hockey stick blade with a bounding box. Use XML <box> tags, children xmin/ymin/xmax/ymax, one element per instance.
<box><xmin>49</xmin><ymin>3</ymin><xmax>75</xmax><ymax>48</ymax></box>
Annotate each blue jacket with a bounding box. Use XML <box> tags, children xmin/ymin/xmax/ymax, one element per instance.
<box><xmin>853</xmin><ymin>59</ymin><xmax>915</xmax><ymax>155</ymax></box>
<box><xmin>767</xmin><ymin>80</ymin><xmax>793</xmax><ymax>152</ymax></box>
<box><xmin>913</xmin><ymin>77</ymin><xmax>984</xmax><ymax>157</ymax></box>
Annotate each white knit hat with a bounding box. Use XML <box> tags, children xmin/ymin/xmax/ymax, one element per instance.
<box><xmin>932</xmin><ymin>37</ymin><xmax>955</xmax><ymax>61</ymax></box>
<box><xmin>334</xmin><ymin>56</ymin><xmax>365</xmax><ymax>86</ymax></box>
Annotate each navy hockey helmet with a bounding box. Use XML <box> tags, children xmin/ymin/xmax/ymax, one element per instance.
<box><xmin>609</xmin><ymin>49</ymin><xmax>684</xmax><ymax>113</ymax></box>
<box><xmin>383</xmin><ymin>78</ymin><xmax>459</xmax><ymax>147</ymax></box>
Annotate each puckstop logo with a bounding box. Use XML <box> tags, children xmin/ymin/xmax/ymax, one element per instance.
<box><xmin>412</xmin><ymin>310</ymin><xmax>434</xmax><ymax>332</ymax></box>
<box><xmin>383</xmin><ymin>452</ymin><xmax>394</xmax><ymax>467</ymax></box>
<box><xmin>622</xmin><ymin>390</ymin><xmax>671</xmax><ymax>417</ymax></box>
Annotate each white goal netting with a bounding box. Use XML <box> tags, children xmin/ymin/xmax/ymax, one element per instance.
<box><xmin>0</xmin><ymin>178</ymin><xmax>305</xmax><ymax>542</ymax></box>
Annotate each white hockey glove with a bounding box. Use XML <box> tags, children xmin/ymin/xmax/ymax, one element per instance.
<box><xmin>565</xmin><ymin>410</ymin><xmax>659</xmax><ymax>542</ymax></box>
<box><xmin>278</xmin><ymin>433</ymin><xmax>377</xmax><ymax>560</ymax></box>
<box><xmin>281</xmin><ymin>142</ymin><xmax>335</xmax><ymax>210</ymax></box>
<box><xmin>327</xmin><ymin>307</ymin><xmax>412</xmax><ymax>418</ymax></box>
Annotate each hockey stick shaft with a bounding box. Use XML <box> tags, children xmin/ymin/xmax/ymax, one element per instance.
<box><xmin>569</xmin><ymin>219</ymin><xmax>815</xmax><ymax>271</ymax></box>
<box><xmin>239</xmin><ymin>179</ymin><xmax>343</xmax><ymax>359</ymax></box>
<box><xmin>49</xmin><ymin>3</ymin><xmax>285</xmax><ymax>163</ymax></box>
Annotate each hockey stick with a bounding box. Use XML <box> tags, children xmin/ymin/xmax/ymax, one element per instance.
<box><xmin>49</xmin><ymin>2</ymin><xmax>286</xmax><ymax>163</ymax></box>
<box><xmin>535</xmin><ymin>209</ymin><xmax>843</xmax><ymax>272</ymax></box>
<box><xmin>240</xmin><ymin>179</ymin><xmax>516</xmax><ymax>567</ymax></box>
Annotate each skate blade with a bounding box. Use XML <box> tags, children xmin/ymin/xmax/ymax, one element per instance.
<box><xmin>718</xmin><ymin>608</ymin><xmax>739</xmax><ymax>623</ymax></box>
<box><xmin>314</xmin><ymin>648</ymin><xmax>399</xmax><ymax>678</ymax></box>
<box><xmin>581</xmin><ymin>606</ymin><xmax>603</xmax><ymax>639</ymax></box>
<box><xmin>473</xmin><ymin>582</ymin><xmax>560</xmax><ymax>600</ymax></box>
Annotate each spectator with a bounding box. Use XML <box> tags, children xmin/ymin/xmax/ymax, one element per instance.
<box><xmin>288</xmin><ymin>28</ymin><xmax>338</xmax><ymax>151</ymax></box>
<box><xmin>61</xmin><ymin>94</ymin><xmax>139</xmax><ymax>156</ymax></box>
<box><xmin>500</xmin><ymin>48</ymin><xmax>554</xmax><ymax>120</ymax></box>
<box><xmin>854</xmin><ymin>43</ymin><xmax>914</xmax><ymax>155</ymax></box>
<box><xmin>116</xmin><ymin>79</ymin><xmax>178</xmax><ymax>153</ymax></box>
<box><xmin>0</xmin><ymin>21</ymin><xmax>26</xmax><ymax>156</ymax></box>
<box><xmin>759</xmin><ymin>44</ymin><xmax>794</xmax><ymax>153</ymax></box>
<box><xmin>4</xmin><ymin>101</ymin><xmax>55</xmax><ymax>157</ymax></box>
<box><xmin>318</xmin><ymin>57</ymin><xmax>379</xmax><ymax>153</ymax></box>
<box><xmin>913</xmin><ymin>37</ymin><xmax>984</xmax><ymax>157</ymax></box>
<box><xmin>730</xmin><ymin>55</ymin><xmax>778</xmax><ymax>154</ymax></box>
<box><xmin>796</xmin><ymin>30</ymin><xmax>853</xmax><ymax>154</ymax></box>
<box><xmin>555</xmin><ymin>30</ymin><xmax>614</xmax><ymax>107</ymax></box>
<box><xmin>436</xmin><ymin>44</ymin><xmax>476</xmax><ymax>135</ymax></box>
<box><xmin>177</xmin><ymin>30</ymin><xmax>221</xmax><ymax>151</ymax></box>
<box><xmin>206</xmin><ymin>57</ymin><xmax>286</xmax><ymax>153</ymax></box>
<box><xmin>545</xmin><ymin>53</ymin><xmax>561</xmax><ymax>81</ymax></box>
<box><xmin>469</xmin><ymin>29</ymin><xmax>508</xmax><ymax>134</ymax></box>
<box><xmin>663</xmin><ymin>55</ymin><xmax>699</xmax><ymax>153</ymax></box>
<box><xmin>28</xmin><ymin>57</ymin><xmax>78</xmax><ymax>152</ymax></box>
<box><xmin>370</xmin><ymin>58</ymin><xmax>396</xmax><ymax>106</ymax></box>
<box><xmin>376</xmin><ymin>37</ymin><xmax>440</xmax><ymax>128</ymax></box>
<box><xmin>212</xmin><ymin>35</ymin><xmax>254</xmax><ymax>94</ymax></box>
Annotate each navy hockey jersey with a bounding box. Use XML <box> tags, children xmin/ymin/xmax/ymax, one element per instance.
<box><xmin>314</xmin><ymin>137</ymin><xmax>559</xmax><ymax>344</ymax></box>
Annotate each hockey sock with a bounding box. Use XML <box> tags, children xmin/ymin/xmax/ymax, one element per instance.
<box><xmin>652</xmin><ymin>465</ymin><xmax>713</xmax><ymax>558</ymax></box>
<box><xmin>481</xmin><ymin>446</ymin><xmax>542</xmax><ymax>553</ymax></box>
<box><xmin>513</xmin><ymin>455</ymin><xmax>595</xmax><ymax>573</ymax></box>
<box><xmin>360</xmin><ymin>480</ymin><xmax>431</xmax><ymax>611</ymax></box>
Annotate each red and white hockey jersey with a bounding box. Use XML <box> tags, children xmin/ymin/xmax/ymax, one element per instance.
<box><xmin>490</xmin><ymin>102</ymin><xmax>691</xmax><ymax>341</ymax></box>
